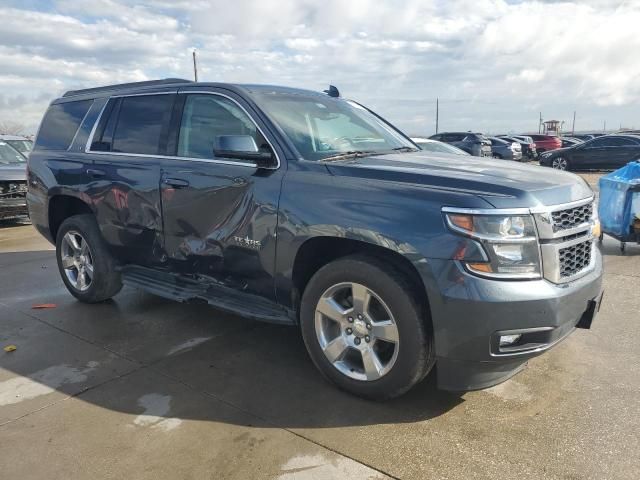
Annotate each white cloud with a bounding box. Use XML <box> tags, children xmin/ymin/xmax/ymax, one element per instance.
<box><xmin>1</xmin><ymin>0</ymin><xmax>639</xmax><ymax>134</ymax></box>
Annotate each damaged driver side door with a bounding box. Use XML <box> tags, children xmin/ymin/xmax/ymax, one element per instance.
<box><xmin>159</xmin><ymin>89</ymin><xmax>283</xmax><ymax>300</ymax></box>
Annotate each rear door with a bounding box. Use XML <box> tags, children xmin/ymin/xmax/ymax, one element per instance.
<box><xmin>87</xmin><ymin>91</ymin><xmax>175</xmax><ymax>264</ymax></box>
<box><xmin>606</xmin><ymin>137</ymin><xmax>640</xmax><ymax>168</ymax></box>
<box><xmin>571</xmin><ymin>137</ymin><xmax>608</xmax><ymax>169</ymax></box>
<box><xmin>159</xmin><ymin>88</ymin><xmax>284</xmax><ymax>300</ymax></box>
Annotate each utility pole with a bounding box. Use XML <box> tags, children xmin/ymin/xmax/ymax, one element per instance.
<box><xmin>192</xmin><ymin>50</ymin><xmax>198</xmax><ymax>82</ymax></box>
<box><xmin>539</xmin><ymin>112</ymin><xmax>542</xmax><ymax>134</ymax></box>
<box><xmin>572</xmin><ymin>111</ymin><xmax>576</xmax><ymax>135</ymax></box>
<box><xmin>435</xmin><ymin>97</ymin><xmax>439</xmax><ymax>134</ymax></box>
<box><xmin>603</xmin><ymin>120</ymin><xmax>606</xmax><ymax>133</ymax></box>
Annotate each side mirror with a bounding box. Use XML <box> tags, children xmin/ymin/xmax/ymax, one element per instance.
<box><xmin>213</xmin><ymin>135</ymin><xmax>275</xmax><ymax>167</ymax></box>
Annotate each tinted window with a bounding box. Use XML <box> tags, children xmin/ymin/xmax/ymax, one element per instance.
<box><xmin>443</xmin><ymin>133</ymin><xmax>464</xmax><ymax>141</ymax></box>
<box><xmin>608</xmin><ymin>137</ymin><xmax>638</xmax><ymax>146</ymax></box>
<box><xmin>35</xmin><ymin>100</ymin><xmax>93</xmax><ymax>150</ymax></box>
<box><xmin>178</xmin><ymin>94</ymin><xmax>263</xmax><ymax>159</ymax></box>
<box><xmin>588</xmin><ymin>137</ymin><xmax>615</xmax><ymax>148</ymax></box>
<box><xmin>111</xmin><ymin>95</ymin><xmax>174</xmax><ymax>155</ymax></box>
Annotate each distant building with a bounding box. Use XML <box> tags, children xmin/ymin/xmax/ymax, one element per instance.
<box><xmin>542</xmin><ymin>120</ymin><xmax>562</xmax><ymax>136</ymax></box>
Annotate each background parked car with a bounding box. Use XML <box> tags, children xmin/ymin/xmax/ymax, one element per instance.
<box><xmin>498</xmin><ymin>135</ymin><xmax>537</xmax><ymax>159</ymax></box>
<box><xmin>0</xmin><ymin>140</ymin><xmax>28</xmax><ymax>220</ymax></box>
<box><xmin>487</xmin><ymin>136</ymin><xmax>522</xmax><ymax>161</ymax></box>
<box><xmin>528</xmin><ymin>134</ymin><xmax>562</xmax><ymax>154</ymax></box>
<box><xmin>429</xmin><ymin>132</ymin><xmax>492</xmax><ymax>157</ymax></box>
<box><xmin>0</xmin><ymin>135</ymin><xmax>32</xmax><ymax>158</ymax></box>
<box><xmin>539</xmin><ymin>134</ymin><xmax>640</xmax><ymax>171</ymax></box>
<box><xmin>411</xmin><ymin>137</ymin><xmax>470</xmax><ymax>155</ymax></box>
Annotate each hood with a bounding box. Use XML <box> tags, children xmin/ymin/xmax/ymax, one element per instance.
<box><xmin>0</xmin><ymin>164</ymin><xmax>27</xmax><ymax>181</ymax></box>
<box><xmin>325</xmin><ymin>152</ymin><xmax>593</xmax><ymax>208</ymax></box>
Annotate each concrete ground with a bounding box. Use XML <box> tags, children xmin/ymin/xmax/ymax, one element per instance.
<box><xmin>1</xmin><ymin>173</ymin><xmax>639</xmax><ymax>480</ymax></box>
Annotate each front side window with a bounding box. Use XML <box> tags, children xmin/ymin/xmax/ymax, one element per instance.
<box><xmin>177</xmin><ymin>94</ymin><xmax>264</xmax><ymax>159</ymax></box>
<box><xmin>34</xmin><ymin>100</ymin><xmax>93</xmax><ymax>150</ymax></box>
<box><xmin>111</xmin><ymin>95</ymin><xmax>174</xmax><ymax>155</ymax></box>
<box><xmin>252</xmin><ymin>91</ymin><xmax>414</xmax><ymax>161</ymax></box>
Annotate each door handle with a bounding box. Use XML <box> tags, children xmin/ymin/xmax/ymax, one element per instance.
<box><xmin>86</xmin><ymin>168</ymin><xmax>106</xmax><ymax>178</ymax></box>
<box><xmin>163</xmin><ymin>178</ymin><xmax>190</xmax><ymax>188</ymax></box>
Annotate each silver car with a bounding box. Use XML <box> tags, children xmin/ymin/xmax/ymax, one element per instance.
<box><xmin>488</xmin><ymin>136</ymin><xmax>522</xmax><ymax>161</ymax></box>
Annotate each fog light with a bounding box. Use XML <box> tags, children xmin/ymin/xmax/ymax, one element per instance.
<box><xmin>499</xmin><ymin>334</ymin><xmax>522</xmax><ymax>347</ymax></box>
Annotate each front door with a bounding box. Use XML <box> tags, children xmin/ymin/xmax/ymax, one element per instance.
<box><xmin>159</xmin><ymin>90</ymin><xmax>284</xmax><ymax>300</ymax></box>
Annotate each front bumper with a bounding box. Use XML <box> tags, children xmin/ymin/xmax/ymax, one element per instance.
<box><xmin>0</xmin><ymin>197</ymin><xmax>28</xmax><ymax>220</ymax></box>
<box><xmin>421</xmin><ymin>252</ymin><xmax>603</xmax><ymax>391</ymax></box>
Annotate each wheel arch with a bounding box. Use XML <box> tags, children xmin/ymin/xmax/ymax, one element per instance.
<box><xmin>48</xmin><ymin>194</ymin><xmax>94</xmax><ymax>240</ymax></box>
<box><xmin>290</xmin><ymin>236</ymin><xmax>432</xmax><ymax>326</ymax></box>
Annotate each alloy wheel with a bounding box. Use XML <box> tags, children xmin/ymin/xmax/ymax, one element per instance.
<box><xmin>551</xmin><ymin>157</ymin><xmax>568</xmax><ymax>170</ymax></box>
<box><xmin>314</xmin><ymin>282</ymin><xmax>399</xmax><ymax>381</ymax></box>
<box><xmin>60</xmin><ymin>231</ymin><xmax>94</xmax><ymax>292</ymax></box>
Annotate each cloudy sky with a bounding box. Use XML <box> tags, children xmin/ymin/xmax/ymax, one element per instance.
<box><xmin>1</xmin><ymin>0</ymin><xmax>638</xmax><ymax>135</ymax></box>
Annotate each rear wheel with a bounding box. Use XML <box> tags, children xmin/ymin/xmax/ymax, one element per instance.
<box><xmin>56</xmin><ymin>214</ymin><xmax>122</xmax><ymax>303</ymax></box>
<box><xmin>300</xmin><ymin>255</ymin><xmax>434</xmax><ymax>400</ymax></box>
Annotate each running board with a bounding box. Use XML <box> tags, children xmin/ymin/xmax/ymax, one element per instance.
<box><xmin>121</xmin><ymin>265</ymin><xmax>295</xmax><ymax>325</ymax></box>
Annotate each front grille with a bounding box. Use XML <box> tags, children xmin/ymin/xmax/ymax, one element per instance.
<box><xmin>0</xmin><ymin>181</ymin><xmax>27</xmax><ymax>198</ymax></box>
<box><xmin>534</xmin><ymin>198</ymin><xmax>596</xmax><ymax>283</ymax></box>
<box><xmin>559</xmin><ymin>240</ymin><xmax>592</xmax><ymax>278</ymax></box>
<box><xmin>551</xmin><ymin>203</ymin><xmax>593</xmax><ymax>232</ymax></box>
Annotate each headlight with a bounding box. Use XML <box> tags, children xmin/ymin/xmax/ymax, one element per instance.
<box><xmin>445</xmin><ymin>211</ymin><xmax>541</xmax><ymax>279</ymax></box>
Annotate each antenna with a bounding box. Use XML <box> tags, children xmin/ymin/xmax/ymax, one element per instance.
<box><xmin>323</xmin><ymin>85</ymin><xmax>340</xmax><ymax>97</ymax></box>
<box><xmin>192</xmin><ymin>50</ymin><xmax>198</xmax><ymax>82</ymax></box>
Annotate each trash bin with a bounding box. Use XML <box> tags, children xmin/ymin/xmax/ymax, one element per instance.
<box><xmin>598</xmin><ymin>160</ymin><xmax>640</xmax><ymax>253</ymax></box>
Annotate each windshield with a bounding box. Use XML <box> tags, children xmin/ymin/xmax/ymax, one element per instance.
<box><xmin>253</xmin><ymin>91</ymin><xmax>415</xmax><ymax>161</ymax></box>
<box><xmin>415</xmin><ymin>141</ymin><xmax>469</xmax><ymax>155</ymax></box>
<box><xmin>6</xmin><ymin>139</ymin><xmax>32</xmax><ymax>155</ymax></box>
<box><xmin>0</xmin><ymin>142</ymin><xmax>26</xmax><ymax>164</ymax></box>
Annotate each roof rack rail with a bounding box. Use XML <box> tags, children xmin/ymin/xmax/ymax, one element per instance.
<box><xmin>62</xmin><ymin>78</ymin><xmax>193</xmax><ymax>98</ymax></box>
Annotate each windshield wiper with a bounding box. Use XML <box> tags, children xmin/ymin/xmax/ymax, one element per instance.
<box><xmin>391</xmin><ymin>146</ymin><xmax>419</xmax><ymax>152</ymax></box>
<box><xmin>320</xmin><ymin>151</ymin><xmax>379</xmax><ymax>162</ymax></box>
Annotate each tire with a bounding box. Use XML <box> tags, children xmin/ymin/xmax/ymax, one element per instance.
<box><xmin>551</xmin><ymin>156</ymin><xmax>570</xmax><ymax>171</ymax></box>
<box><xmin>55</xmin><ymin>214</ymin><xmax>122</xmax><ymax>303</ymax></box>
<box><xmin>300</xmin><ymin>255</ymin><xmax>434</xmax><ymax>400</ymax></box>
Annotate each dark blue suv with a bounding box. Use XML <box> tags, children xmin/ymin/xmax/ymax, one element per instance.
<box><xmin>27</xmin><ymin>79</ymin><xmax>603</xmax><ymax>399</ymax></box>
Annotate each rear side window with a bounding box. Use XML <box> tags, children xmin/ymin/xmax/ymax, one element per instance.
<box><xmin>35</xmin><ymin>100</ymin><xmax>93</xmax><ymax>150</ymax></box>
<box><xmin>111</xmin><ymin>95</ymin><xmax>174</xmax><ymax>155</ymax></box>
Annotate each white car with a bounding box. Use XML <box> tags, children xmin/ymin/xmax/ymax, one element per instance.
<box><xmin>411</xmin><ymin>137</ymin><xmax>470</xmax><ymax>156</ymax></box>
<box><xmin>0</xmin><ymin>135</ymin><xmax>33</xmax><ymax>157</ymax></box>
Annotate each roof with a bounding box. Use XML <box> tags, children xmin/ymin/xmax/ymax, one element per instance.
<box><xmin>62</xmin><ymin>78</ymin><xmax>193</xmax><ymax>98</ymax></box>
<box><xmin>59</xmin><ymin>78</ymin><xmax>328</xmax><ymax>102</ymax></box>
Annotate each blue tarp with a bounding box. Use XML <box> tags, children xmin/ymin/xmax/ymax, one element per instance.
<box><xmin>598</xmin><ymin>161</ymin><xmax>640</xmax><ymax>238</ymax></box>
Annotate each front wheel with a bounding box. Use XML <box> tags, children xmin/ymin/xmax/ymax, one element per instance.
<box><xmin>56</xmin><ymin>214</ymin><xmax>123</xmax><ymax>303</ymax></box>
<box><xmin>551</xmin><ymin>156</ymin><xmax>570</xmax><ymax>170</ymax></box>
<box><xmin>300</xmin><ymin>255</ymin><xmax>434</xmax><ymax>400</ymax></box>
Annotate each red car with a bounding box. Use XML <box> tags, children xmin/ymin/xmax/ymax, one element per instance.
<box><xmin>528</xmin><ymin>134</ymin><xmax>562</xmax><ymax>154</ymax></box>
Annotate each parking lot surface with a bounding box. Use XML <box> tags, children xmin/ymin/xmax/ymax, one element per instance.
<box><xmin>1</xmin><ymin>173</ymin><xmax>639</xmax><ymax>480</ymax></box>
